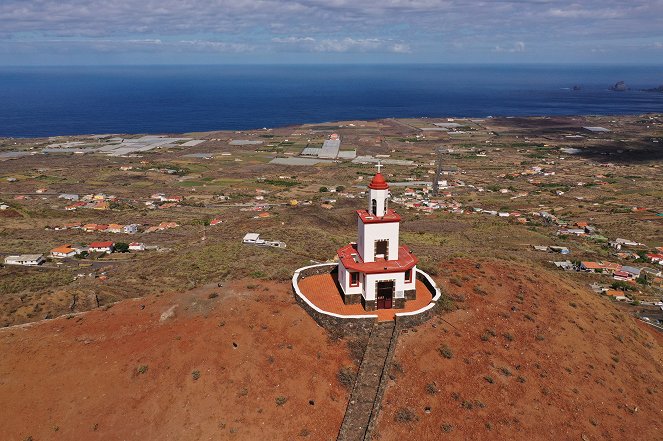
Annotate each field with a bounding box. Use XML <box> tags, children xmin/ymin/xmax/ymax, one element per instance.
<box><xmin>0</xmin><ymin>115</ymin><xmax>662</xmax><ymax>439</ymax></box>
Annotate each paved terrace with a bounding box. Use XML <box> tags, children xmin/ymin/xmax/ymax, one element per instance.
<box><xmin>297</xmin><ymin>273</ymin><xmax>433</xmax><ymax>322</ymax></box>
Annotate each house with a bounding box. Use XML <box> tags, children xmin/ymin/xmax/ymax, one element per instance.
<box><xmin>645</xmin><ymin>253</ymin><xmax>663</xmax><ymax>264</ymax></box>
<box><xmin>65</xmin><ymin>201</ymin><xmax>87</xmax><ymax>210</ymax></box>
<box><xmin>580</xmin><ymin>261</ymin><xmax>620</xmax><ymax>274</ymax></box>
<box><xmin>243</xmin><ymin>233</ymin><xmax>263</xmax><ymax>244</ymax></box>
<box><xmin>580</xmin><ymin>261</ymin><xmax>603</xmax><ymax>272</ymax></box>
<box><xmin>209</xmin><ymin>218</ymin><xmax>223</xmax><ymax>226</ymax></box>
<box><xmin>4</xmin><ymin>254</ymin><xmax>45</xmax><ymax>266</ymax></box>
<box><xmin>614</xmin><ymin>238</ymin><xmax>644</xmax><ymax>247</ymax></box>
<box><xmin>129</xmin><ymin>242</ymin><xmax>145</xmax><ymax>251</ymax></box>
<box><xmin>88</xmin><ymin>241</ymin><xmax>115</xmax><ymax>253</ymax></box>
<box><xmin>558</xmin><ymin>228</ymin><xmax>586</xmax><ymax>236</ymax></box>
<box><xmin>549</xmin><ymin>246</ymin><xmax>570</xmax><ymax>254</ymax></box>
<box><xmin>107</xmin><ymin>223</ymin><xmax>124</xmax><ymax>233</ymax></box>
<box><xmin>58</xmin><ymin>193</ymin><xmax>79</xmax><ymax>201</ymax></box>
<box><xmin>92</xmin><ymin>201</ymin><xmax>109</xmax><ymax>210</ymax></box>
<box><xmin>619</xmin><ymin>266</ymin><xmax>641</xmax><ymax>279</ymax></box>
<box><xmin>35</xmin><ymin>188</ymin><xmax>48</xmax><ymax>194</ymax></box>
<box><xmin>553</xmin><ymin>260</ymin><xmax>575</xmax><ymax>271</ymax></box>
<box><xmin>50</xmin><ymin>244</ymin><xmax>78</xmax><ymax>258</ymax></box>
<box><xmin>613</xmin><ymin>271</ymin><xmax>633</xmax><ymax>281</ymax></box>
<box><xmin>123</xmin><ymin>224</ymin><xmax>139</xmax><ymax>234</ymax></box>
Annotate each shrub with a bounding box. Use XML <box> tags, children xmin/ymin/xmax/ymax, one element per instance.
<box><xmin>275</xmin><ymin>396</ymin><xmax>288</xmax><ymax>406</ymax></box>
<box><xmin>499</xmin><ymin>367</ymin><xmax>512</xmax><ymax>377</ymax></box>
<box><xmin>337</xmin><ymin>366</ymin><xmax>356</xmax><ymax>390</ymax></box>
<box><xmin>191</xmin><ymin>370</ymin><xmax>201</xmax><ymax>381</ymax></box>
<box><xmin>425</xmin><ymin>383</ymin><xmax>438</xmax><ymax>394</ymax></box>
<box><xmin>484</xmin><ymin>375</ymin><xmax>494</xmax><ymax>384</ymax></box>
<box><xmin>395</xmin><ymin>407</ymin><xmax>418</xmax><ymax>423</ymax></box>
<box><xmin>438</xmin><ymin>345</ymin><xmax>453</xmax><ymax>359</ymax></box>
<box><xmin>137</xmin><ymin>365</ymin><xmax>148</xmax><ymax>375</ymax></box>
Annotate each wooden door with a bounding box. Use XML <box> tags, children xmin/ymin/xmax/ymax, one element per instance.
<box><xmin>376</xmin><ymin>281</ymin><xmax>394</xmax><ymax>309</ymax></box>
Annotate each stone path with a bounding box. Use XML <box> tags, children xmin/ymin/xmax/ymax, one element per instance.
<box><xmin>337</xmin><ymin>321</ymin><xmax>397</xmax><ymax>441</ymax></box>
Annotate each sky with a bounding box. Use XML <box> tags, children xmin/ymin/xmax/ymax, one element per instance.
<box><xmin>1</xmin><ymin>0</ymin><xmax>663</xmax><ymax>65</ymax></box>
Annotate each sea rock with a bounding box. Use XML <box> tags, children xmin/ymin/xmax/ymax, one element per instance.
<box><xmin>642</xmin><ymin>84</ymin><xmax>663</xmax><ymax>93</ymax></box>
<box><xmin>609</xmin><ymin>81</ymin><xmax>628</xmax><ymax>91</ymax></box>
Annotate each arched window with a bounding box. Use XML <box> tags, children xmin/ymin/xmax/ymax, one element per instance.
<box><xmin>371</xmin><ymin>199</ymin><xmax>377</xmax><ymax>215</ymax></box>
<box><xmin>384</xmin><ymin>198</ymin><xmax>388</xmax><ymax>212</ymax></box>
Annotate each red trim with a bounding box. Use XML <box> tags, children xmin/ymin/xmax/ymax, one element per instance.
<box><xmin>368</xmin><ymin>173</ymin><xmax>389</xmax><ymax>190</ymax></box>
<box><xmin>357</xmin><ymin>209</ymin><xmax>401</xmax><ymax>224</ymax></box>
<box><xmin>349</xmin><ymin>272</ymin><xmax>360</xmax><ymax>287</ymax></box>
<box><xmin>337</xmin><ymin>243</ymin><xmax>418</xmax><ymax>275</ymax></box>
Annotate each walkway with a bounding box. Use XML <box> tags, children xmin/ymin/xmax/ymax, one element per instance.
<box><xmin>337</xmin><ymin>321</ymin><xmax>397</xmax><ymax>441</ymax></box>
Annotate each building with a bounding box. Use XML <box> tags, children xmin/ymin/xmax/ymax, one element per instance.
<box><xmin>4</xmin><ymin>254</ymin><xmax>45</xmax><ymax>266</ymax></box>
<box><xmin>336</xmin><ymin>165</ymin><xmax>419</xmax><ymax>310</ymax></box>
<box><xmin>129</xmin><ymin>242</ymin><xmax>145</xmax><ymax>251</ymax></box>
<box><xmin>50</xmin><ymin>244</ymin><xmax>78</xmax><ymax>258</ymax></box>
<box><xmin>123</xmin><ymin>224</ymin><xmax>139</xmax><ymax>234</ymax></box>
<box><xmin>243</xmin><ymin>233</ymin><xmax>266</xmax><ymax>245</ymax></box>
<box><xmin>88</xmin><ymin>241</ymin><xmax>115</xmax><ymax>253</ymax></box>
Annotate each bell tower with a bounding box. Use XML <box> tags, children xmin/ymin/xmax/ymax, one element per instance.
<box><xmin>367</xmin><ymin>161</ymin><xmax>389</xmax><ymax>217</ymax></box>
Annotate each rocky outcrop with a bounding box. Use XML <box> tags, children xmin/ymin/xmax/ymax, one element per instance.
<box><xmin>642</xmin><ymin>84</ymin><xmax>663</xmax><ymax>93</ymax></box>
<box><xmin>609</xmin><ymin>80</ymin><xmax>628</xmax><ymax>91</ymax></box>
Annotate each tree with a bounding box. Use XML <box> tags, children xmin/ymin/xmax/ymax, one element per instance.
<box><xmin>115</xmin><ymin>242</ymin><xmax>129</xmax><ymax>253</ymax></box>
<box><xmin>319</xmin><ymin>187</ymin><xmax>328</xmax><ymax>193</ymax></box>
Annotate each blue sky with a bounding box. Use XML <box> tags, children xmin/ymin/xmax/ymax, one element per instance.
<box><xmin>1</xmin><ymin>0</ymin><xmax>662</xmax><ymax>65</ymax></box>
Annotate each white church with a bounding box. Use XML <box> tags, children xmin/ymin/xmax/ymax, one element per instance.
<box><xmin>337</xmin><ymin>165</ymin><xmax>419</xmax><ymax>310</ymax></box>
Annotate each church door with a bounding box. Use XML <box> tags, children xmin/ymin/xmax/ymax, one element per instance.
<box><xmin>376</xmin><ymin>281</ymin><xmax>394</xmax><ymax>309</ymax></box>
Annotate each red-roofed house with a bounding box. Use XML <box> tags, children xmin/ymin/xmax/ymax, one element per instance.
<box><xmin>50</xmin><ymin>244</ymin><xmax>78</xmax><ymax>258</ymax></box>
<box><xmin>89</xmin><ymin>241</ymin><xmax>115</xmax><ymax>253</ymax></box>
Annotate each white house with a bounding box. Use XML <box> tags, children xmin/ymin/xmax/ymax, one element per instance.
<box><xmin>5</xmin><ymin>254</ymin><xmax>46</xmax><ymax>266</ymax></box>
<box><xmin>123</xmin><ymin>224</ymin><xmax>139</xmax><ymax>234</ymax></box>
<box><xmin>129</xmin><ymin>242</ymin><xmax>145</xmax><ymax>251</ymax></box>
<box><xmin>50</xmin><ymin>244</ymin><xmax>78</xmax><ymax>258</ymax></box>
<box><xmin>88</xmin><ymin>241</ymin><xmax>115</xmax><ymax>253</ymax></box>
<box><xmin>336</xmin><ymin>164</ymin><xmax>418</xmax><ymax>310</ymax></box>
<box><xmin>243</xmin><ymin>233</ymin><xmax>265</xmax><ymax>245</ymax></box>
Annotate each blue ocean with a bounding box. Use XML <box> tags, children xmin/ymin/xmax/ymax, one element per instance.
<box><xmin>0</xmin><ymin>64</ymin><xmax>661</xmax><ymax>137</ymax></box>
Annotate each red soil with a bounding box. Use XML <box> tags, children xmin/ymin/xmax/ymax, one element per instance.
<box><xmin>374</xmin><ymin>259</ymin><xmax>663</xmax><ymax>441</ymax></box>
<box><xmin>0</xmin><ymin>280</ymin><xmax>351</xmax><ymax>441</ymax></box>
<box><xmin>298</xmin><ymin>273</ymin><xmax>433</xmax><ymax>321</ymax></box>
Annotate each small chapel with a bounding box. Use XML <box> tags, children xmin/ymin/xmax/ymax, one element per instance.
<box><xmin>337</xmin><ymin>164</ymin><xmax>419</xmax><ymax>311</ymax></box>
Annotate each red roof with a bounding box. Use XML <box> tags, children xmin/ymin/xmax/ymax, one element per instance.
<box><xmin>89</xmin><ymin>241</ymin><xmax>114</xmax><ymax>248</ymax></box>
<box><xmin>337</xmin><ymin>243</ymin><xmax>418</xmax><ymax>274</ymax></box>
<box><xmin>368</xmin><ymin>173</ymin><xmax>389</xmax><ymax>190</ymax></box>
<box><xmin>357</xmin><ymin>209</ymin><xmax>401</xmax><ymax>224</ymax></box>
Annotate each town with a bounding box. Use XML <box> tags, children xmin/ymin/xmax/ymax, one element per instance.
<box><xmin>1</xmin><ymin>115</ymin><xmax>662</xmax><ymax>440</ymax></box>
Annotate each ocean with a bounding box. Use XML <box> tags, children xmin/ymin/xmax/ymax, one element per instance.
<box><xmin>0</xmin><ymin>64</ymin><xmax>661</xmax><ymax>137</ymax></box>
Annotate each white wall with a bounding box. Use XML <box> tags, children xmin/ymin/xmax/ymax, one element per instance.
<box><xmin>404</xmin><ymin>265</ymin><xmax>417</xmax><ymax>291</ymax></box>
<box><xmin>364</xmin><ymin>272</ymin><xmax>406</xmax><ymax>301</ymax></box>
<box><xmin>367</xmin><ymin>188</ymin><xmax>389</xmax><ymax>216</ymax></box>
<box><xmin>357</xmin><ymin>221</ymin><xmax>400</xmax><ymax>262</ymax></box>
<box><xmin>338</xmin><ymin>261</ymin><xmax>363</xmax><ymax>295</ymax></box>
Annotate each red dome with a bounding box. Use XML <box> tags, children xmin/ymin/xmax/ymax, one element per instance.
<box><xmin>368</xmin><ymin>173</ymin><xmax>389</xmax><ymax>190</ymax></box>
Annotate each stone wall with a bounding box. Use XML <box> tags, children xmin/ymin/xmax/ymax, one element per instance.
<box><xmin>293</xmin><ymin>263</ymin><xmax>376</xmax><ymax>338</ymax></box>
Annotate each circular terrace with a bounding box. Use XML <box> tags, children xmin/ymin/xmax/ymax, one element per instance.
<box><xmin>292</xmin><ymin>263</ymin><xmax>442</xmax><ymax>324</ymax></box>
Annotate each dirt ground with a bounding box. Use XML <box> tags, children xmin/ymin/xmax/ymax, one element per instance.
<box><xmin>374</xmin><ymin>259</ymin><xmax>663</xmax><ymax>441</ymax></box>
<box><xmin>0</xmin><ymin>280</ymin><xmax>352</xmax><ymax>441</ymax></box>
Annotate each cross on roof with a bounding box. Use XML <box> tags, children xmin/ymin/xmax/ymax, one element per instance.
<box><xmin>375</xmin><ymin>160</ymin><xmax>383</xmax><ymax>174</ymax></box>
